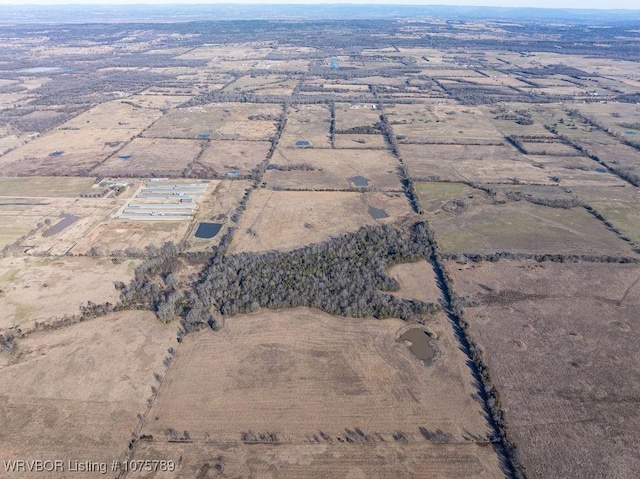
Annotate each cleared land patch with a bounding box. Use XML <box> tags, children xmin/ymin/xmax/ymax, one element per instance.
<box><xmin>229</xmin><ymin>190</ymin><xmax>414</xmax><ymax>253</ymax></box>
<box><xmin>265</xmin><ymin>148</ymin><xmax>402</xmax><ymax>191</ymax></box>
<box><xmin>138</xmin><ymin>308</ymin><xmax>502</xmax><ymax>478</ymax></box>
<box><xmin>0</xmin><ymin>311</ymin><xmax>176</xmax><ymax>479</ymax></box>
<box><xmin>401</xmin><ymin>144</ymin><xmax>554</xmax><ymax>184</ymax></box>
<box><xmin>279</xmin><ymin>104</ymin><xmax>332</xmax><ymax>148</ymax></box>
<box><xmin>0</xmin><ymin>256</ymin><xmax>137</xmax><ymax>329</ymax></box>
<box><xmin>194</xmin><ymin>140</ymin><xmax>271</xmax><ymax>177</ymax></box>
<box><xmin>448</xmin><ymin>261</ymin><xmax>640</xmax><ymax>479</ymax></box>
<box><xmin>0</xmin><ymin>176</ymin><xmax>95</xmax><ymax>197</ymax></box>
<box><xmin>387</xmin><ymin>104</ymin><xmax>505</xmax><ymax>144</ymax></box>
<box><xmin>428</xmin><ymin>200</ymin><xmax>635</xmax><ymax>256</ymax></box>
<box><xmin>142</xmin><ymin>103</ymin><xmax>281</xmax><ymax>141</ymax></box>
<box><xmin>94</xmin><ymin>138</ymin><xmax>203</xmax><ymax>177</ymax></box>
<box><xmin>0</xmin><ymin>128</ymin><xmax>135</xmax><ymax>176</ymax></box>
<box><xmin>58</xmin><ymin>100</ymin><xmax>163</xmax><ymax>131</ymax></box>
<box><xmin>387</xmin><ymin>260</ymin><xmax>442</xmax><ymax>303</ymax></box>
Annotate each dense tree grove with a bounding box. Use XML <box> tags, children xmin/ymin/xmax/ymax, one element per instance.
<box><xmin>121</xmin><ymin>223</ymin><xmax>441</xmax><ymax>328</ymax></box>
<box><xmin>193</xmin><ymin>223</ymin><xmax>439</xmax><ymax>320</ymax></box>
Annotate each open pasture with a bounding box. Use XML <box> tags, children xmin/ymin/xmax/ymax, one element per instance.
<box><xmin>265</xmin><ymin>148</ymin><xmax>402</xmax><ymax>191</ymax></box>
<box><xmin>400</xmin><ymin>144</ymin><xmax>553</xmax><ymax>184</ymax></box>
<box><xmin>0</xmin><ymin>256</ymin><xmax>137</xmax><ymax>329</ymax></box>
<box><xmin>334</xmin><ymin>102</ymin><xmax>382</xmax><ymax>131</ymax></box>
<box><xmin>94</xmin><ymin>138</ymin><xmax>203</xmax><ymax>177</ymax></box>
<box><xmin>448</xmin><ymin>261</ymin><xmax>640</xmax><ymax>479</ymax></box>
<box><xmin>279</xmin><ymin>104</ymin><xmax>331</xmax><ymax>148</ymax></box>
<box><xmin>415</xmin><ymin>181</ymin><xmax>486</xmax><ymax>216</ymax></box>
<box><xmin>194</xmin><ymin>140</ymin><xmax>271</xmax><ymax>177</ymax></box>
<box><xmin>428</xmin><ymin>200</ymin><xmax>635</xmax><ymax>256</ymax></box>
<box><xmin>72</xmin><ymin>218</ymin><xmax>193</xmax><ymax>255</ymax></box>
<box><xmin>387</xmin><ymin>104</ymin><xmax>505</xmax><ymax>143</ymax></box>
<box><xmin>571</xmin><ymin>185</ymin><xmax>640</xmax><ymax>244</ymax></box>
<box><xmin>137</xmin><ymin>308</ymin><xmax>502</xmax><ymax>478</ymax></box>
<box><xmin>0</xmin><ymin>128</ymin><xmax>135</xmax><ymax>176</ymax></box>
<box><xmin>333</xmin><ymin>133</ymin><xmax>388</xmax><ymax>149</ymax></box>
<box><xmin>223</xmin><ymin>74</ymin><xmax>298</xmax><ymax>95</ymax></box>
<box><xmin>58</xmin><ymin>100</ymin><xmax>163</xmax><ymax>131</ymax></box>
<box><xmin>387</xmin><ymin>259</ymin><xmax>442</xmax><ymax>303</ymax></box>
<box><xmin>123</xmin><ymin>94</ymin><xmax>191</xmax><ymax>110</ymax></box>
<box><xmin>143</xmin><ymin>103</ymin><xmax>281</xmax><ymax>141</ymax></box>
<box><xmin>229</xmin><ymin>190</ymin><xmax>414</xmax><ymax>253</ymax></box>
<box><xmin>0</xmin><ymin>311</ymin><xmax>176</xmax><ymax>479</ymax></box>
<box><xmin>576</xmin><ymin>102</ymin><xmax>640</xmax><ymax>145</ymax></box>
<box><xmin>174</xmin><ymin>44</ymin><xmax>272</xmax><ymax>61</ymax></box>
<box><xmin>0</xmin><ymin>176</ymin><xmax>95</xmax><ymax>197</ymax></box>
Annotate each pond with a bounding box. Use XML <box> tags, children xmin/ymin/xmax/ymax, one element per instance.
<box><xmin>349</xmin><ymin>175</ymin><xmax>369</xmax><ymax>187</ymax></box>
<box><xmin>368</xmin><ymin>206</ymin><xmax>389</xmax><ymax>219</ymax></box>
<box><xmin>195</xmin><ymin>222</ymin><xmax>223</xmax><ymax>239</ymax></box>
<box><xmin>400</xmin><ymin>328</ymin><xmax>436</xmax><ymax>364</ymax></box>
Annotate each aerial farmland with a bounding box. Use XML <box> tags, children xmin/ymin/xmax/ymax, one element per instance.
<box><xmin>1</xmin><ymin>4</ymin><xmax>640</xmax><ymax>479</ymax></box>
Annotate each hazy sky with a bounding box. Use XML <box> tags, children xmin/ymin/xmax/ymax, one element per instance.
<box><xmin>0</xmin><ymin>0</ymin><xmax>637</xmax><ymax>9</ymax></box>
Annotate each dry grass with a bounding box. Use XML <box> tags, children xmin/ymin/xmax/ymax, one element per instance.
<box><xmin>73</xmin><ymin>218</ymin><xmax>192</xmax><ymax>256</ymax></box>
<box><xmin>0</xmin><ymin>176</ymin><xmax>95</xmax><ymax>197</ymax></box>
<box><xmin>0</xmin><ymin>128</ymin><xmax>135</xmax><ymax>176</ymax></box>
<box><xmin>94</xmin><ymin>138</ymin><xmax>203</xmax><ymax>177</ymax></box>
<box><xmin>388</xmin><ymin>260</ymin><xmax>442</xmax><ymax>303</ymax></box>
<box><xmin>143</xmin><ymin>103</ymin><xmax>281</xmax><ymax>141</ymax></box>
<box><xmin>0</xmin><ymin>256</ymin><xmax>137</xmax><ymax>329</ymax></box>
<box><xmin>0</xmin><ymin>311</ymin><xmax>177</xmax><ymax>479</ymax></box>
<box><xmin>334</xmin><ymin>103</ymin><xmax>382</xmax><ymax>131</ymax></box>
<box><xmin>136</xmin><ymin>308</ymin><xmax>501</xmax><ymax>478</ymax></box>
<box><xmin>265</xmin><ymin>148</ymin><xmax>402</xmax><ymax>191</ymax></box>
<box><xmin>333</xmin><ymin>133</ymin><xmax>388</xmax><ymax>149</ymax></box>
<box><xmin>448</xmin><ymin>261</ymin><xmax>640</xmax><ymax>479</ymax></box>
<box><xmin>279</xmin><ymin>104</ymin><xmax>331</xmax><ymax>148</ymax></box>
<box><xmin>229</xmin><ymin>190</ymin><xmax>414</xmax><ymax>253</ymax></box>
<box><xmin>58</xmin><ymin>100</ymin><xmax>163</xmax><ymax>131</ymax></box>
<box><xmin>194</xmin><ymin>140</ymin><xmax>271</xmax><ymax>176</ymax></box>
<box><xmin>186</xmin><ymin>180</ymin><xmax>252</xmax><ymax>252</ymax></box>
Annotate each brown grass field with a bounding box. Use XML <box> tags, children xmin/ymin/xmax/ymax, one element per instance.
<box><xmin>279</xmin><ymin>104</ymin><xmax>332</xmax><ymax>148</ymax></box>
<box><xmin>387</xmin><ymin>104</ymin><xmax>505</xmax><ymax>143</ymax></box>
<box><xmin>143</xmin><ymin>103</ymin><xmax>282</xmax><ymax>141</ymax></box>
<box><xmin>194</xmin><ymin>140</ymin><xmax>271</xmax><ymax>176</ymax></box>
<box><xmin>334</xmin><ymin>103</ymin><xmax>382</xmax><ymax>131</ymax></box>
<box><xmin>94</xmin><ymin>138</ymin><xmax>203</xmax><ymax>177</ymax></box>
<box><xmin>0</xmin><ymin>191</ymin><xmax>123</xmax><ymax>253</ymax></box>
<box><xmin>75</xmin><ymin>220</ymin><xmax>192</xmax><ymax>256</ymax></box>
<box><xmin>0</xmin><ymin>256</ymin><xmax>137</xmax><ymax>329</ymax></box>
<box><xmin>229</xmin><ymin>190</ymin><xmax>415</xmax><ymax>253</ymax></box>
<box><xmin>448</xmin><ymin>261</ymin><xmax>640</xmax><ymax>479</ymax></box>
<box><xmin>136</xmin><ymin>308</ymin><xmax>502</xmax><ymax>478</ymax></box>
<box><xmin>333</xmin><ymin>133</ymin><xmax>388</xmax><ymax>149</ymax></box>
<box><xmin>265</xmin><ymin>148</ymin><xmax>402</xmax><ymax>190</ymax></box>
<box><xmin>0</xmin><ymin>176</ymin><xmax>95</xmax><ymax>197</ymax></box>
<box><xmin>0</xmin><ymin>311</ymin><xmax>177</xmax><ymax>479</ymax></box>
<box><xmin>387</xmin><ymin>260</ymin><xmax>442</xmax><ymax>303</ymax></box>
<box><xmin>0</xmin><ymin>128</ymin><xmax>136</xmax><ymax>176</ymax></box>
<box><xmin>58</xmin><ymin>100</ymin><xmax>163</xmax><ymax>131</ymax></box>
<box><xmin>401</xmin><ymin>144</ymin><xmax>551</xmax><ymax>184</ymax></box>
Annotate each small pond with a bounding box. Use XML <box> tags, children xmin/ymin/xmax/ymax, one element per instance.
<box><xmin>400</xmin><ymin>328</ymin><xmax>436</xmax><ymax>364</ymax></box>
<box><xmin>195</xmin><ymin>222</ymin><xmax>223</xmax><ymax>239</ymax></box>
